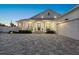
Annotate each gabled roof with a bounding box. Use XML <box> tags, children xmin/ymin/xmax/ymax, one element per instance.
<box><xmin>30</xmin><ymin>9</ymin><xmax>61</xmax><ymax>19</ymax></box>
<box><xmin>17</xmin><ymin>9</ymin><xmax>61</xmax><ymax>22</ymax></box>
<box><xmin>58</xmin><ymin>5</ymin><xmax>78</xmax><ymax>18</ymax></box>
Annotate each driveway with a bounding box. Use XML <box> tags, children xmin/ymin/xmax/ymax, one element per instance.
<box><xmin>0</xmin><ymin>34</ymin><xmax>79</xmax><ymax>55</ymax></box>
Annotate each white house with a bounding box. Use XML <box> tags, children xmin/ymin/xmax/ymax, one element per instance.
<box><xmin>17</xmin><ymin>5</ymin><xmax>79</xmax><ymax>40</ymax></box>
<box><xmin>17</xmin><ymin>9</ymin><xmax>61</xmax><ymax>32</ymax></box>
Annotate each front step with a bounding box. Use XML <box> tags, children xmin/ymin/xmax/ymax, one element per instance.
<box><xmin>33</xmin><ymin>31</ymin><xmax>45</xmax><ymax>34</ymax></box>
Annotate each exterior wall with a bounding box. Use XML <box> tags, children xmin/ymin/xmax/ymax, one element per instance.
<box><xmin>58</xmin><ymin>19</ymin><xmax>79</xmax><ymax>40</ymax></box>
<box><xmin>17</xmin><ymin>21</ymin><xmax>23</xmax><ymax>30</ymax></box>
<box><xmin>58</xmin><ymin>7</ymin><xmax>79</xmax><ymax>40</ymax></box>
<box><xmin>52</xmin><ymin>21</ymin><xmax>57</xmax><ymax>32</ymax></box>
<box><xmin>59</xmin><ymin>7</ymin><xmax>79</xmax><ymax>21</ymax></box>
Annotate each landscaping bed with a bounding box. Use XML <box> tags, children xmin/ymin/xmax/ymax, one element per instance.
<box><xmin>9</xmin><ymin>30</ymin><xmax>32</xmax><ymax>34</ymax></box>
<box><xmin>46</xmin><ymin>29</ymin><xmax>56</xmax><ymax>34</ymax></box>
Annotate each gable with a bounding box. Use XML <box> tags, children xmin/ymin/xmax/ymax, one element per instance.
<box><xmin>17</xmin><ymin>9</ymin><xmax>61</xmax><ymax>22</ymax></box>
<box><xmin>30</xmin><ymin>9</ymin><xmax>61</xmax><ymax>20</ymax></box>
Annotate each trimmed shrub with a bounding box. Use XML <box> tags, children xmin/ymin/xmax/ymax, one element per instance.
<box><xmin>9</xmin><ymin>30</ymin><xmax>32</xmax><ymax>34</ymax></box>
<box><xmin>18</xmin><ymin>30</ymin><xmax>32</xmax><ymax>34</ymax></box>
<box><xmin>46</xmin><ymin>29</ymin><xmax>56</xmax><ymax>34</ymax></box>
<box><xmin>8</xmin><ymin>31</ymin><xmax>13</xmax><ymax>34</ymax></box>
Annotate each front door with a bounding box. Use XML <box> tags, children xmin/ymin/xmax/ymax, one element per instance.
<box><xmin>38</xmin><ymin>27</ymin><xmax>41</xmax><ymax>31</ymax></box>
<box><xmin>37</xmin><ymin>23</ymin><xmax>41</xmax><ymax>31</ymax></box>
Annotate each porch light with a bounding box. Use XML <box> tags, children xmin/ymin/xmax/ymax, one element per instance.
<box><xmin>54</xmin><ymin>16</ymin><xmax>57</xmax><ymax>18</ymax></box>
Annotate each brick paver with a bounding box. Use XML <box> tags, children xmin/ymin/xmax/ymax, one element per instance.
<box><xmin>0</xmin><ymin>34</ymin><xmax>79</xmax><ymax>55</ymax></box>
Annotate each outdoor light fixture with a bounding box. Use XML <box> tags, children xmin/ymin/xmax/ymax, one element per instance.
<box><xmin>54</xmin><ymin>16</ymin><xmax>57</xmax><ymax>18</ymax></box>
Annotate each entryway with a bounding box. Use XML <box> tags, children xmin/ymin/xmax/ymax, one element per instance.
<box><xmin>33</xmin><ymin>21</ymin><xmax>45</xmax><ymax>32</ymax></box>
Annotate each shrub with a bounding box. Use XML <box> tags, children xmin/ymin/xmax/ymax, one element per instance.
<box><xmin>9</xmin><ymin>30</ymin><xmax>32</xmax><ymax>34</ymax></box>
<box><xmin>46</xmin><ymin>29</ymin><xmax>56</xmax><ymax>34</ymax></box>
<box><xmin>18</xmin><ymin>30</ymin><xmax>32</xmax><ymax>34</ymax></box>
<box><xmin>8</xmin><ymin>31</ymin><xmax>13</xmax><ymax>34</ymax></box>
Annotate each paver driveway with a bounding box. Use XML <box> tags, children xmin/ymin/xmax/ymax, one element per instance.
<box><xmin>0</xmin><ymin>34</ymin><xmax>79</xmax><ymax>55</ymax></box>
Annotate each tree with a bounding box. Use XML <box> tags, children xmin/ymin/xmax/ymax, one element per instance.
<box><xmin>10</xmin><ymin>22</ymin><xmax>16</xmax><ymax>27</ymax></box>
<box><xmin>10</xmin><ymin>20</ymin><xmax>16</xmax><ymax>27</ymax></box>
<box><xmin>0</xmin><ymin>23</ymin><xmax>6</xmax><ymax>26</ymax></box>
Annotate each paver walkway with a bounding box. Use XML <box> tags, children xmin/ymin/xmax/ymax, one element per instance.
<box><xmin>0</xmin><ymin>34</ymin><xmax>79</xmax><ymax>55</ymax></box>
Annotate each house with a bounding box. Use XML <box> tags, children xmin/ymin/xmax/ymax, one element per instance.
<box><xmin>17</xmin><ymin>9</ymin><xmax>61</xmax><ymax>32</ymax></box>
<box><xmin>17</xmin><ymin>5</ymin><xmax>79</xmax><ymax>40</ymax></box>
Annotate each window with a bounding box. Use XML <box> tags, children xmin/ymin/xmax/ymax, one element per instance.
<box><xmin>37</xmin><ymin>23</ymin><xmax>41</xmax><ymax>27</ymax></box>
<box><xmin>27</xmin><ymin>22</ymin><xmax>32</xmax><ymax>30</ymax></box>
<box><xmin>41</xmin><ymin>16</ymin><xmax>44</xmax><ymax>19</ymax></box>
<box><xmin>48</xmin><ymin>12</ymin><xmax>50</xmax><ymax>16</ymax></box>
<box><xmin>46</xmin><ymin>22</ymin><xmax>51</xmax><ymax>30</ymax></box>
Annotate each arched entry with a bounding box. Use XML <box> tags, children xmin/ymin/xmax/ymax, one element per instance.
<box><xmin>34</xmin><ymin>21</ymin><xmax>44</xmax><ymax>32</ymax></box>
<box><xmin>37</xmin><ymin>23</ymin><xmax>41</xmax><ymax>31</ymax></box>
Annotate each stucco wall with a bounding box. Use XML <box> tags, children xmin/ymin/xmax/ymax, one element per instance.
<box><xmin>58</xmin><ymin>7</ymin><xmax>79</xmax><ymax>40</ymax></box>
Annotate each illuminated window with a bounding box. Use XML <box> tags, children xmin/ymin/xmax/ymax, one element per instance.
<box><xmin>27</xmin><ymin>22</ymin><xmax>32</xmax><ymax>30</ymax></box>
<box><xmin>41</xmin><ymin>16</ymin><xmax>44</xmax><ymax>19</ymax></box>
<box><xmin>46</xmin><ymin>22</ymin><xmax>51</xmax><ymax>29</ymax></box>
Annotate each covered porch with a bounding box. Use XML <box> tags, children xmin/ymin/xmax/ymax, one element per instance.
<box><xmin>17</xmin><ymin>20</ymin><xmax>56</xmax><ymax>32</ymax></box>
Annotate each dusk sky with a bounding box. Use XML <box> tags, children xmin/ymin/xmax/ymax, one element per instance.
<box><xmin>0</xmin><ymin>4</ymin><xmax>77</xmax><ymax>26</ymax></box>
